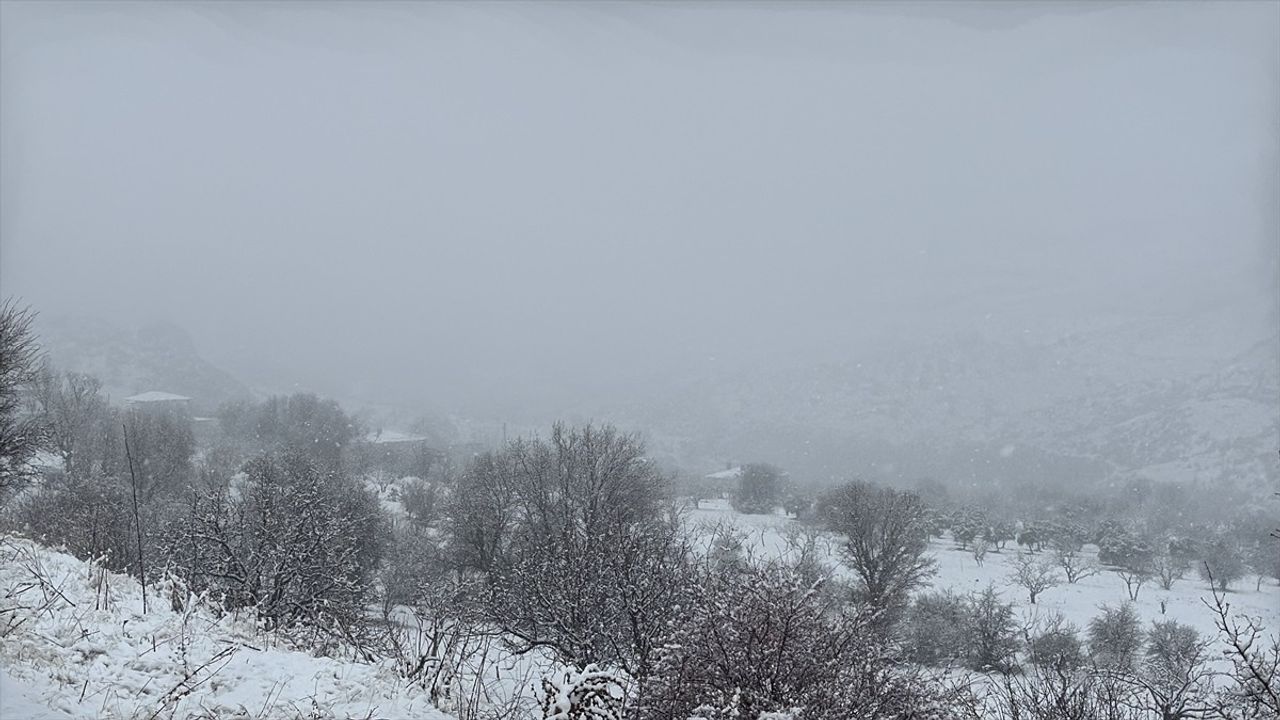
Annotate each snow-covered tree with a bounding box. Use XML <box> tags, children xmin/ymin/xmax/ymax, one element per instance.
<box><xmin>0</xmin><ymin>299</ymin><xmax>46</xmax><ymax>500</ymax></box>
<box><xmin>731</xmin><ymin>462</ymin><xmax>783</xmax><ymax>515</ymax></box>
<box><xmin>1198</xmin><ymin>535</ymin><xmax>1247</xmax><ymax>592</ymax></box>
<box><xmin>1009</xmin><ymin>552</ymin><xmax>1061</xmax><ymax>605</ymax></box>
<box><xmin>818</xmin><ymin>480</ymin><xmax>935</xmax><ymax>617</ymax></box>
<box><xmin>471</xmin><ymin>424</ymin><xmax>692</xmax><ymax>680</ymax></box>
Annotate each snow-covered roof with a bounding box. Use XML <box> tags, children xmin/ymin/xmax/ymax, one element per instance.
<box><xmin>704</xmin><ymin>466</ymin><xmax>742</xmax><ymax>480</ymax></box>
<box><xmin>124</xmin><ymin>391</ymin><xmax>191</xmax><ymax>403</ymax></box>
<box><xmin>368</xmin><ymin>429</ymin><xmax>429</xmax><ymax>444</ymax></box>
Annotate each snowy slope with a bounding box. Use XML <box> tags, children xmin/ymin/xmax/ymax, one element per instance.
<box><xmin>35</xmin><ymin>316</ymin><xmax>251</xmax><ymax>413</ymax></box>
<box><xmin>0</xmin><ymin>537</ymin><xmax>452</xmax><ymax>720</ymax></box>
<box><xmin>687</xmin><ymin>500</ymin><xmax>1280</xmax><ymax>656</ymax></box>
<box><xmin>617</xmin><ymin>310</ymin><xmax>1279</xmax><ymax>489</ymax></box>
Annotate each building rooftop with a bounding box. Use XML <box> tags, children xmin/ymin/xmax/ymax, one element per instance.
<box><xmin>124</xmin><ymin>391</ymin><xmax>192</xmax><ymax>403</ymax></box>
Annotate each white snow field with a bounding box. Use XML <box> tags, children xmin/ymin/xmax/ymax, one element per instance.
<box><xmin>689</xmin><ymin>499</ymin><xmax>1280</xmax><ymax>651</ymax></box>
<box><xmin>3</xmin><ymin>501</ymin><xmax>1275</xmax><ymax>719</ymax></box>
<box><xmin>0</xmin><ymin>537</ymin><xmax>451</xmax><ymax>720</ymax></box>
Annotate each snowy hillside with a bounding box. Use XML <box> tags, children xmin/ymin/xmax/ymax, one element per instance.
<box><xmin>0</xmin><ymin>537</ymin><xmax>450</xmax><ymax>720</ymax></box>
<box><xmin>35</xmin><ymin>316</ymin><xmax>251</xmax><ymax>414</ymax></box>
<box><xmin>687</xmin><ymin>499</ymin><xmax>1280</xmax><ymax>661</ymax></box>
<box><xmin>620</xmin><ymin>309</ymin><xmax>1279</xmax><ymax>489</ymax></box>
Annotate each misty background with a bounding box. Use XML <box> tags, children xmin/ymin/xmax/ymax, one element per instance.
<box><xmin>2</xmin><ymin>1</ymin><xmax>1277</xmax><ymax>485</ymax></box>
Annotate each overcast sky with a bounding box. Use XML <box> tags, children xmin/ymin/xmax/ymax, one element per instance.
<box><xmin>2</xmin><ymin>1</ymin><xmax>1276</xmax><ymax>416</ymax></box>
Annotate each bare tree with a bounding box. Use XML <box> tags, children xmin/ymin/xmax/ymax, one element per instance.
<box><xmin>1152</xmin><ymin>550</ymin><xmax>1190</xmax><ymax>591</ymax></box>
<box><xmin>972</xmin><ymin>537</ymin><xmax>990</xmax><ymax>567</ymax></box>
<box><xmin>985</xmin><ymin>665</ymin><xmax>1141</xmax><ymax>720</ymax></box>
<box><xmin>1198</xmin><ymin>536</ymin><xmax>1247</xmax><ymax>592</ymax></box>
<box><xmin>1053</xmin><ymin>541</ymin><xmax>1100</xmax><ymax>584</ymax></box>
<box><xmin>1115</xmin><ymin>562</ymin><xmax>1153</xmax><ymax>602</ymax></box>
<box><xmin>0</xmin><ymin>299</ymin><xmax>47</xmax><ymax>499</ymax></box>
<box><xmin>31</xmin><ymin>366</ymin><xmax>110</xmax><ymax>479</ymax></box>
<box><xmin>469</xmin><ymin>424</ymin><xmax>691</xmax><ymax>680</ymax></box>
<box><xmin>1010</xmin><ymin>552</ymin><xmax>1061</xmax><ymax>605</ymax></box>
<box><xmin>1203</xmin><ymin>564</ymin><xmax>1280</xmax><ymax>718</ymax></box>
<box><xmin>818</xmin><ymin>480</ymin><xmax>936</xmax><ymax>615</ymax></box>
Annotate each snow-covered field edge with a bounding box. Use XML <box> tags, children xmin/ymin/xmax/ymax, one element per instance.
<box><xmin>0</xmin><ymin>535</ymin><xmax>454</xmax><ymax>720</ymax></box>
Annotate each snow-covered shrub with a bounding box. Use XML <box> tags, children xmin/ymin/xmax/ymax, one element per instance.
<box><xmin>640</xmin><ymin>554</ymin><xmax>965</xmax><ymax>720</ymax></box>
<box><xmin>965</xmin><ymin>586</ymin><xmax>1021</xmax><ymax>674</ymax></box>
<box><xmin>640</xmin><ymin>556</ymin><xmax>855</xmax><ymax>720</ymax></box>
<box><xmin>7</xmin><ymin>470</ymin><xmax>188</xmax><ymax>580</ymax></box>
<box><xmin>488</xmin><ymin>512</ymin><xmax>693</xmax><ymax>678</ymax></box>
<box><xmin>540</xmin><ymin>664</ymin><xmax>626</xmax><ymax>720</ymax></box>
<box><xmin>162</xmin><ymin>450</ymin><xmax>389</xmax><ymax>644</ymax></box>
<box><xmin>984</xmin><ymin>665</ymin><xmax>1137</xmax><ymax>720</ymax></box>
<box><xmin>399</xmin><ymin>477</ymin><xmax>438</xmax><ymax>526</ymax></box>
<box><xmin>1088</xmin><ymin>603</ymin><xmax>1142</xmax><ymax>671</ymax></box>
<box><xmin>1141</xmin><ymin>620</ymin><xmax>1211</xmax><ymax>703</ymax></box>
<box><xmin>705</xmin><ymin>522</ymin><xmax>748</xmax><ymax>573</ymax></box>
<box><xmin>1028</xmin><ymin>614</ymin><xmax>1085</xmax><ymax>672</ymax></box>
<box><xmin>905</xmin><ymin>590</ymin><xmax>970</xmax><ymax>666</ymax></box>
<box><xmin>0</xmin><ymin>301</ymin><xmax>46</xmax><ymax>501</ymax></box>
<box><xmin>9</xmin><ymin>473</ymin><xmax>137</xmax><ymax>569</ymax></box>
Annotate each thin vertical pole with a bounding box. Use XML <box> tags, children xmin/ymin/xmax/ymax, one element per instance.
<box><xmin>122</xmin><ymin>423</ymin><xmax>148</xmax><ymax>614</ymax></box>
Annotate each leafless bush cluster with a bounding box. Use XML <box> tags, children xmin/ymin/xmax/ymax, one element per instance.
<box><xmin>161</xmin><ymin>451</ymin><xmax>389</xmax><ymax>648</ymax></box>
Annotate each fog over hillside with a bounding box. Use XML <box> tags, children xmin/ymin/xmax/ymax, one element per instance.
<box><xmin>3</xmin><ymin>1</ymin><xmax>1276</xmax><ymax>423</ymax></box>
<box><xmin>1</xmin><ymin>3</ymin><xmax>1278</xmax><ymax>718</ymax></box>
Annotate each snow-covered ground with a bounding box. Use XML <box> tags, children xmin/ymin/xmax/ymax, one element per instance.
<box><xmin>0</xmin><ymin>537</ymin><xmax>451</xmax><ymax>720</ymax></box>
<box><xmin>5</xmin><ymin>500</ymin><xmax>1274</xmax><ymax>719</ymax></box>
<box><xmin>689</xmin><ymin>499</ymin><xmax>1280</xmax><ymax>647</ymax></box>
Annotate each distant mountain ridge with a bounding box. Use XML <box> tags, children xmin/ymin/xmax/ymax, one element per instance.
<box><xmin>607</xmin><ymin>309</ymin><xmax>1279</xmax><ymax>493</ymax></box>
<box><xmin>35</xmin><ymin>316</ymin><xmax>251</xmax><ymax>414</ymax></box>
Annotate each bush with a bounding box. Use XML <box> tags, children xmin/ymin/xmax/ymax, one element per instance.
<box><xmin>380</xmin><ymin>524</ymin><xmax>448</xmax><ymax>608</ymax></box>
<box><xmin>1087</xmin><ymin>603</ymin><xmax>1142</xmax><ymax>671</ymax></box>
<box><xmin>1198</xmin><ymin>535</ymin><xmax>1246</xmax><ymax>591</ymax></box>
<box><xmin>951</xmin><ymin>507</ymin><xmax>986</xmax><ymax>550</ymax></box>
<box><xmin>398</xmin><ymin>477</ymin><xmax>437</xmax><ymax>526</ymax></box>
<box><xmin>905</xmin><ymin>591</ymin><xmax>970</xmax><ymax>666</ymax></box>
<box><xmin>1028</xmin><ymin>616</ymin><xmax>1085</xmax><ymax>672</ymax></box>
<box><xmin>10</xmin><ymin>473</ymin><xmax>143</xmax><ymax>573</ymax></box>
<box><xmin>1137</xmin><ymin>620</ymin><xmax>1213</xmax><ymax>719</ymax></box>
<box><xmin>1144</xmin><ymin>620</ymin><xmax>1203</xmax><ymax>673</ymax></box>
<box><xmin>162</xmin><ymin>451</ymin><xmax>389</xmax><ymax>641</ymax></box>
<box><xmin>640</xmin><ymin>556</ymin><xmax>963</xmax><ymax>720</ymax></box>
<box><xmin>965</xmin><ymin>586</ymin><xmax>1021</xmax><ymax>674</ymax></box>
